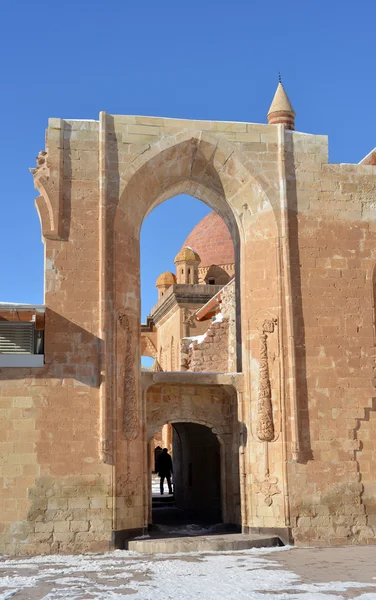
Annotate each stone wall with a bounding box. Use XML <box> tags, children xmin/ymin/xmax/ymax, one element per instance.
<box><xmin>183</xmin><ymin>280</ymin><xmax>236</xmax><ymax>373</ymax></box>
<box><xmin>220</xmin><ymin>280</ymin><xmax>236</xmax><ymax>372</ymax></box>
<box><xmin>0</xmin><ymin>368</ymin><xmax>112</xmax><ymax>555</ymax></box>
<box><xmin>284</xmin><ymin>131</ymin><xmax>376</xmax><ymax>545</ymax></box>
<box><xmin>1</xmin><ymin>110</ymin><xmax>376</xmax><ymax>554</ymax></box>
<box><xmin>187</xmin><ymin>318</ymin><xmax>229</xmax><ymax>372</ymax></box>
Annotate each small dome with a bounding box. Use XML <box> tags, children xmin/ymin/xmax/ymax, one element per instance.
<box><xmin>155</xmin><ymin>271</ymin><xmax>177</xmax><ymax>288</ymax></box>
<box><xmin>174</xmin><ymin>246</ymin><xmax>201</xmax><ymax>264</ymax></box>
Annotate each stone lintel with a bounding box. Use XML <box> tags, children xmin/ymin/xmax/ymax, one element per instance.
<box><xmin>142</xmin><ymin>370</ymin><xmax>243</xmax><ymax>392</ymax></box>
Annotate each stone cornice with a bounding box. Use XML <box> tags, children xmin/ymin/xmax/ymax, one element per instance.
<box><xmin>147</xmin><ymin>284</ymin><xmax>223</xmax><ymax>326</ymax></box>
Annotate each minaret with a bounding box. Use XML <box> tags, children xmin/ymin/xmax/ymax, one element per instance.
<box><xmin>267</xmin><ymin>77</ymin><xmax>296</xmax><ymax>130</ymax></box>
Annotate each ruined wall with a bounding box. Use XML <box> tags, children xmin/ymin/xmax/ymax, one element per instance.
<box><xmin>3</xmin><ymin>109</ymin><xmax>376</xmax><ymax>554</ymax></box>
<box><xmin>183</xmin><ymin>281</ymin><xmax>236</xmax><ymax>373</ymax></box>
<box><xmin>187</xmin><ymin>318</ymin><xmax>230</xmax><ymax>372</ymax></box>
<box><xmin>221</xmin><ymin>280</ymin><xmax>236</xmax><ymax>372</ymax></box>
<box><xmin>0</xmin><ymin>120</ymin><xmax>114</xmax><ymax>555</ymax></box>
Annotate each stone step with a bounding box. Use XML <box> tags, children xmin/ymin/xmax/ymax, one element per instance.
<box><xmin>152</xmin><ymin>495</ymin><xmax>175</xmax><ymax>505</ymax></box>
<box><xmin>127</xmin><ymin>533</ymin><xmax>281</xmax><ymax>554</ymax></box>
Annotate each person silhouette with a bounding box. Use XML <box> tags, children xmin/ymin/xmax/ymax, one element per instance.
<box><xmin>155</xmin><ymin>448</ymin><xmax>173</xmax><ymax>495</ymax></box>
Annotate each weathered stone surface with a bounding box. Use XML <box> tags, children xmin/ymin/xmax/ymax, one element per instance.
<box><xmin>1</xmin><ymin>98</ymin><xmax>376</xmax><ymax>554</ymax></box>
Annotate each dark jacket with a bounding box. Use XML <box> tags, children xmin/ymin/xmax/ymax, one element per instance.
<box><xmin>156</xmin><ymin>452</ymin><xmax>173</xmax><ymax>477</ymax></box>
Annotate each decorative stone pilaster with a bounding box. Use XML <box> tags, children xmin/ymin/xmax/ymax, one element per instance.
<box><xmin>256</xmin><ymin>318</ymin><xmax>277</xmax><ymax>442</ymax></box>
<box><xmin>117</xmin><ymin>310</ymin><xmax>139</xmax><ymax>440</ymax></box>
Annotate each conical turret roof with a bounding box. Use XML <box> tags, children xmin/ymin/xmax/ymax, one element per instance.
<box><xmin>267</xmin><ymin>82</ymin><xmax>295</xmax><ymax>118</ymax></box>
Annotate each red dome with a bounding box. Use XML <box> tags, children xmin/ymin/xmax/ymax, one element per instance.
<box><xmin>183</xmin><ymin>212</ymin><xmax>234</xmax><ymax>268</ymax></box>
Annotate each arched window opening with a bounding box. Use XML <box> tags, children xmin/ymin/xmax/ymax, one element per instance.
<box><xmin>140</xmin><ymin>194</ymin><xmax>239</xmax><ymax>374</ymax></box>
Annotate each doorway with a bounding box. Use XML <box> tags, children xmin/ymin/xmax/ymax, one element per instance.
<box><xmin>151</xmin><ymin>422</ymin><xmax>222</xmax><ymax>526</ymax></box>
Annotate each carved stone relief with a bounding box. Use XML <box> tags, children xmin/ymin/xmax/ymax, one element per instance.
<box><xmin>116</xmin><ymin>467</ymin><xmax>141</xmax><ymax>508</ymax></box>
<box><xmin>147</xmin><ymin>385</ymin><xmax>233</xmax><ymax>441</ymax></box>
<box><xmin>141</xmin><ymin>335</ymin><xmax>157</xmax><ymax>359</ymax></box>
<box><xmin>100</xmin><ymin>439</ymin><xmax>113</xmax><ymax>464</ymax></box>
<box><xmin>30</xmin><ymin>150</ymin><xmax>48</xmax><ymax>176</ymax></box>
<box><xmin>256</xmin><ymin>318</ymin><xmax>277</xmax><ymax>443</ymax></box>
<box><xmin>254</xmin><ymin>474</ymin><xmax>280</xmax><ymax>506</ymax></box>
<box><xmin>182</xmin><ymin>308</ymin><xmax>196</xmax><ymax>337</ymax></box>
<box><xmin>117</xmin><ymin>310</ymin><xmax>139</xmax><ymax>440</ymax></box>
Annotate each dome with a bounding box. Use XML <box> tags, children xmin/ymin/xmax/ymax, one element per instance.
<box><xmin>174</xmin><ymin>247</ymin><xmax>201</xmax><ymax>264</ymax></box>
<box><xmin>183</xmin><ymin>212</ymin><xmax>234</xmax><ymax>268</ymax></box>
<box><xmin>155</xmin><ymin>271</ymin><xmax>177</xmax><ymax>288</ymax></box>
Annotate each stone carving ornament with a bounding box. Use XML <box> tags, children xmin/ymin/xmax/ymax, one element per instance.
<box><xmin>147</xmin><ymin>385</ymin><xmax>231</xmax><ymax>441</ymax></box>
<box><xmin>100</xmin><ymin>439</ymin><xmax>113</xmax><ymax>464</ymax></box>
<box><xmin>256</xmin><ymin>318</ymin><xmax>277</xmax><ymax>442</ymax></box>
<box><xmin>116</xmin><ymin>467</ymin><xmax>141</xmax><ymax>508</ymax></box>
<box><xmin>254</xmin><ymin>474</ymin><xmax>280</xmax><ymax>506</ymax></box>
<box><xmin>30</xmin><ymin>150</ymin><xmax>48</xmax><ymax>175</ymax></box>
<box><xmin>141</xmin><ymin>336</ymin><xmax>157</xmax><ymax>359</ymax></box>
<box><xmin>117</xmin><ymin>310</ymin><xmax>139</xmax><ymax>440</ymax></box>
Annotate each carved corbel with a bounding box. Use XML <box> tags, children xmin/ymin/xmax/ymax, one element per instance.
<box><xmin>30</xmin><ymin>120</ymin><xmax>64</xmax><ymax>240</ymax></box>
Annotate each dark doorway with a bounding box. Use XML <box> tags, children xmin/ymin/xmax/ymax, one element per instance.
<box><xmin>151</xmin><ymin>422</ymin><xmax>222</xmax><ymax>526</ymax></box>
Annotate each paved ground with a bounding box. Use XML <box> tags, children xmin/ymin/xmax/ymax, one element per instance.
<box><xmin>1</xmin><ymin>545</ymin><xmax>376</xmax><ymax>599</ymax></box>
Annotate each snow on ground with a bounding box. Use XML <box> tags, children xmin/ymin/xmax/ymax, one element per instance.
<box><xmin>1</xmin><ymin>546</ymin><xmax>376</xmax><ymax>600</ymax></box>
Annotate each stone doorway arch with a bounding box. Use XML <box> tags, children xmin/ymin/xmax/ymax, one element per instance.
<box><xmin>146</xmin><ymin>382</ymin><xmax>240</xmax><ymax>526</ymax></box>
<box><xmin>98</xmin><ymin>123</ymin><xmax>281</xmax><ymax>540</ymax></box>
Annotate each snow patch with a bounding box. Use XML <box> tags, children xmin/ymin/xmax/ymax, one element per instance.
<box><xmin>212</xmin><ymin>312</ymin><xmax>225</xmax><ymax>323</ymax></box>
<box><xmin>1</xmin><ymin>547</ymin><xmax>375</xmax><ymax>600</ymax></box>
<box><xmin>184</xmin><ymin>333</ymin><xmax>207</xmax><ymax>348</ymax></box>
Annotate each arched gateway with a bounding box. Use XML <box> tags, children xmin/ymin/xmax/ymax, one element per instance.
<box><xmin>1</xmin><ymin>82</ymin><xmax>376</xmax><ymax>554</ymax></box>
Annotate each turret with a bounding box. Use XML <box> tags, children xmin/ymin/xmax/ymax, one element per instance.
<box><xmin>174</xmin><ymin>247</ymin><xmax>201</xmax><ymax>284</ymax></box>
<box><xmin>267</xmin><ymin>80</ymin><xmax>296</xmax><ymax>130</ymax></box>
<box><xmin>155</xmin><ymin>271</ymin><xmax>176</xmax><ymax>299</ymax></box>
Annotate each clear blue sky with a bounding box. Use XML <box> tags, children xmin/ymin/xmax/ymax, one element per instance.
<box><xmin>1</xmin><ymin>0</ymin><xmax>375</xmax><ymax>318</ymax></box>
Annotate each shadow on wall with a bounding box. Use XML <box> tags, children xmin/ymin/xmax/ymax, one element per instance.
<box><xmin>61</xmin><ymin>122</ymin><xmax>72</xmax><ymax>241</ymax></box>
<box><xmin>204</xmin><ymin>265</ymin><xmax>232</xmax><ymax>286</ymax></box>
<box><xmin>0</xmin><ymin>309</ymin><xmax>102</xmax><ymax>388</ymax></box>
<box><xmin>286</xmin><ymin>136</ymin><xmax>312</xmax><ymax>463</ymax></box>
<box><xmin>172</xmin><ymin>422</ymin><xmax>222</xmax><ymax>520</ymax></box>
